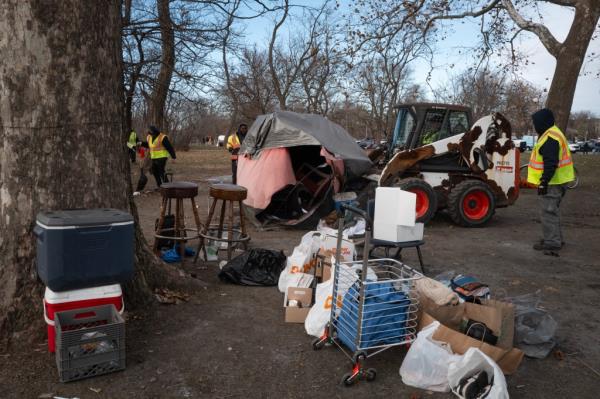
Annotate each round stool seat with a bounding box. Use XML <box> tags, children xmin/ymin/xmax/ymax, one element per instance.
<box><xmin>160</xmin><ymin>181</ymin><xmax>198</xmax><ymax>198</ymax></box>
<box><xmin>209</xmin><ymin>184</ymin><xmax>247</xmax><ymax>201</ymax></box>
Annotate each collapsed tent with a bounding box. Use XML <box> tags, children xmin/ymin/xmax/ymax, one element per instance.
<box><xmin>237</xmin><ymin>111</ymin><xmax>372</xmax><ymax>227</ymax></box>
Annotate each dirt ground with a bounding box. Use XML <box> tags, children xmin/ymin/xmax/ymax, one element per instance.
<box><xmin>2</xmin><ymin>147</ymin><xmax>599</xmax><ymax>398</ymax></box>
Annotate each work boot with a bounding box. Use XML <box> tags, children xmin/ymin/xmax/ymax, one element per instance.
<box><xmin>537</xmin><ymin>239</ymin><xmax>565</xmax><ymax>248</ymax></box>
<box><xmin>533</xmin><ymin>242</ymin><xmax>561</xmax><ymax>251</ymax></box>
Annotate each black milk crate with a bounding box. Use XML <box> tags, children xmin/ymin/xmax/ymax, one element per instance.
<box><xmin>55</xmin><ymin>304</ymin><xmax>126</xmax><ymax>382</ymax></box>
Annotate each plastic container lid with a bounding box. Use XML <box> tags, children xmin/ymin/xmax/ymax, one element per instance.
<box><xmin>44</xmin><ymin>284</ymin><xmax>122</xmax><ymax>303</ymax></box>
<box><xmin>36</xmin><ymin>208</ymin><xmax>133</xmax><ymax>228</ymax></box>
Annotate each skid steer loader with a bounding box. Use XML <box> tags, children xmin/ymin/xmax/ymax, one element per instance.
<box><xmin>377</xmin><ymin>103</ymin><xmax>519</xmax><ymax>227</ymax></box>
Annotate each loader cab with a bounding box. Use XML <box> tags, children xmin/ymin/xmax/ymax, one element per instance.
<box><xmin>388</xmin><ymin>103</ymin><xmax>472</xmax><ymax>155</ymax></box>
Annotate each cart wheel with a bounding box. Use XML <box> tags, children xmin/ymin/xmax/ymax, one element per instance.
<box><xmin>365</xmin><ymin>368</ymin><xmax>377</xmax><ymax>382</ymax></box>
<box><xmin>341</xmin><ymin>372</ymin><xmax>357</xmax><ymax>386</ymax></box>
<box><xmin>312</xmin><ymin>337</ymin><xmax>326</xmax><ymax>351</ymax></box>
<box><xmin>352</xmin><ymin>351</ymin><xmax>367</xmax><ymax>364</ymax></box>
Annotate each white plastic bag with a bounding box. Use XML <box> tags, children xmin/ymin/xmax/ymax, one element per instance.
<box><xmin>319</xmin><ymin>234</ymin><xmax>355</xmax><ymax>262</ymax></box>
<box><xmin>278</xmin><ymin>232</ymin><xmax>321</xmax><ymax>293</ymax></box>
<box><xmin>400</xmin><ymin>321</ymin><xmax>461</xmax><ymax>392</ymax></box>
<box><xmin>304</xmin><ymin>263</ymin><xmax>358</xmax><ymax>337</ymax></box>
<box><xmin>447</xmin><ymin>348</ymin><xmax>509</xmax><ymax>399</ymax></box>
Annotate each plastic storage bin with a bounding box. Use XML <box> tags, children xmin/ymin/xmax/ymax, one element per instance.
<box><xmin>55</xmin><ymin>304</ymin><xmax>126</xmax><ymax>382</ymax></box>
<box><xmin>44</xmin><ymin>284</ymin><xmax>123</xmax><ymax>352</ymax></box>
<box><xmin>35</xmin><ymin>208</ymin><xmax>134</xmax><ymax>291</ymax></box>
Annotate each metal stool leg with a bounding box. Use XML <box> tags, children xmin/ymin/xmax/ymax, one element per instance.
<box><xmin>191</xmin><ymin>197</ymin><xmax>203</xmax><ymax>264</ymax></box>
<box><xmin>227</xmin><ymin>199</ymin><xmax>234</xmax><ymax>261</ymax></box>
<box><xmin>177</xmin><ymin>198</ymin><xmax>185</xmax><ymax>264</ymax></box>
<box><xmin>416</xmin><ymin>245</ymin><xmax>426</xmax><ymax>275</ymax></box>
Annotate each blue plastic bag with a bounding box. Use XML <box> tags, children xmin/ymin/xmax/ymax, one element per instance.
<box><xmin>337</xmin><ymin>281</ymin><xmax>410</xmax><ymax>352</ymax></box>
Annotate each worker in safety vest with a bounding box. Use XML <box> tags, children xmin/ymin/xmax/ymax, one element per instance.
<box><xmin>528</xmin><ymin>108</ymin><xmax>575</xmax><ymax>253</ymax></box>
<box><xmin>141</xmin><ymin>125</ymin><xmax>177</xmax><ymax>189</ymax></box>
<box><xmin>226</xmin><ymin>123</ymin><xmax>248</xmax><ymax>184</ymax></box>
<box><xmin>126</xmin><ymin>129</ymin><xmax>138</xmax><ymax>163</ymax></box>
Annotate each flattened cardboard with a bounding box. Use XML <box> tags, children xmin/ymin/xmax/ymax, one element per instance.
<box><xmin>464</xmin><ymin>302</ymin><xmax>502</xmax><ymax>336</ymax></box>
<box><xmin>284</xmin><ymin>287</ymin><xmax>313</xmax><ymax>323</ymax></box>
<box><xmin>481</xmin><ymin>298</ymin><xmax>515</xmax><ymax>350</ymax></box>
<box><xmin>420</xmin><ymin>312</ymin><xmax>523</xmax><ymax>375</ymax></box>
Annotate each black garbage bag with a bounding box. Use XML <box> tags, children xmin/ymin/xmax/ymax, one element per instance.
<box><xmin>218</xmin><ymin>248</ymin><xmax>286</xmax><ymax>286</ymax></box>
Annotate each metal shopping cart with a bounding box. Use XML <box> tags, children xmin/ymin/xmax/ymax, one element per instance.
<box><xmin>312</xmin><ymin>204</ymin><xmax>422</xmax><ymax>386</ymax></box>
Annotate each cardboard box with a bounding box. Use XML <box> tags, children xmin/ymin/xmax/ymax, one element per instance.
<box><xmin>315</xmin><ymin>250</ymin><xmax>333</xmax><ymax>283</ymax></box>
<box><xmin>374</xmin><ymin>187</ymin><xmax>416</xmax><ymax>227</ymax></box>
<box><xmin>284</xmin><ymin>287</ymin><xmax>313</xmax><ymax>323</ymax></box>
<box><xmin>374</xmin><ymin>222</ymin><xmax>424</xmax><ymax>243</ymax></box>
<box><xmin>419</xmin><ymin>310</ymin><xmax>524</xmax><ymax>375</ymax></box>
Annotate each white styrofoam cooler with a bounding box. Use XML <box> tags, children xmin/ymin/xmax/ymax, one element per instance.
<box><xmin>374</xmin><ymin>222</ymin><xmax>424</xmax><ymax>243</ymax></box>
<box><xmin>374</xmin><ymin>187</ymin><xmax>420</xmax><ymax>241</ymax></box>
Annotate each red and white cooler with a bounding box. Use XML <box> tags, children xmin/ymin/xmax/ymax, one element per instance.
<box><xmin>43</xmin><ymin>284</ymin><xmax>124</xmax><ymax>352</ymax></box>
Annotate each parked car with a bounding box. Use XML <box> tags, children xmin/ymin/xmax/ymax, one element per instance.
<box><xmin>568</xmin><ymin>142</ymin><xmax>580</xmax><ymax>153</ymax></box>
<box><xmin>357</xmin><ymin>138</ymin><xmax>377</xmax><ymax>149</ymax></box>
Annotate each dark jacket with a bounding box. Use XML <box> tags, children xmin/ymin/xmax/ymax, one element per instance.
<box><xmin>532</xmin><ymin>109</ymin><xmax>558</xmax><ymax>185</ymax></box>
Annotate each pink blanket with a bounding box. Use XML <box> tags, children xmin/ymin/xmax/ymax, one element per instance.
<box><xmin>237</xmin><ymin>148</ymin><xmax>296</xmax><ymax>209</ymax></box>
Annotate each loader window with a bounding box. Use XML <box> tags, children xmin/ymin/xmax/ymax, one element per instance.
<box><xmin>420</xmin><ymin>110</ymin><xmax>447</xmax><ymax>145</ymax></box>
<box><xmin>390</xmin><ymin>108</ymin><xmax>415</xmax><ymax>151</ymax></box>
<box><xmin>449</xmin><ymin>112</ymin><xmax>469</xmax><ymax>135</ymax></box>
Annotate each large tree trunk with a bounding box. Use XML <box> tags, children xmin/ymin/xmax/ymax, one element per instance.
<box><xmin>546</xmin><ymin>2</ymin><xmax>600</xmax><ymax>131</ymax></box>
<box><xmin>149</xmin><ymin>0</ymin><xmax>175</xmax><ymax>128</ymax></box>
<box><xmin>0</xmin><ymin>0</ymin><xmax>166</xmax><ymax>345</ymax></box>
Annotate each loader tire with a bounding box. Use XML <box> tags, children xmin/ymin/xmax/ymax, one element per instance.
<box><xmin>448</xmin><ymin>180</ymin><xmax>495</xmax><ymax>227</ymax></box>
<box><xmin>395</xmin><ymin>178</ymin><xmax>438</xmax><ymax>224</ymax></box>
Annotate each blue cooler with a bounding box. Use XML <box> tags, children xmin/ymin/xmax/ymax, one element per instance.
<box><xmin>35</xmin><ymin>209</ymin><xmax>134</xmax><ymax>291</ymax></box>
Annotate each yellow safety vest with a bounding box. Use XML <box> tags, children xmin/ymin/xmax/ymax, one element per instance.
<box><xmin>148</xmin><ymin>133</ymin><xmax>169</xmax><ymax>159</ymax></box>
<box><xmin>527</xmin><ymin>125</ymin><xmax>574</xmax><ymax>186</ymax></box>
<box><xmin>127</xmin><ymin>131</ymin><xmax>137</xmax><ymax>149</ymax></box>
<box><xmin>227</xmin><ymin>134</ymin><xmax>241</xmax><ymax>160</ymax></box>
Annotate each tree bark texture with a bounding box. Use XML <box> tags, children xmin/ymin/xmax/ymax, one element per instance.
<box><xmin>0</xmin><ymin>0</ymin><xmax>160</xmax><ymax>344</ymax></box>
<box><xmin>545</xmin><ymin>1</ymin><xmax>600</xmax><ymax>131</ymax></box>
<box><xmin>149</xmin><ymin>0</ymin><xmax>175</xmax><ymax>129</ymax></box>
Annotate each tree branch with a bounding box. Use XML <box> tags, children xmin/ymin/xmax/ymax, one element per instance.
<box><xmin>500</xmin><ymin>0</ymin><xmax>562</xmax><ymax>56</ymax></box>
<box><xmin>425</xmin><ymin>0</ymin><xmax>502</xmax><ymax>34</ymax></box>
<box><xmin>268</xmin><ymin>0</ymin><xmax>289</xmax><ymax>109</ymax></box>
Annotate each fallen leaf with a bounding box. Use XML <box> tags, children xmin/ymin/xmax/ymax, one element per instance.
<box><xmin>553</xmin><ymin>349</ymin><xmax>565</xmax><ymax>361</ymax></box>
<box><xmin>154</xmin><ymin>288</ymin><xmax>190</xmax><ymax>305</ymax></box>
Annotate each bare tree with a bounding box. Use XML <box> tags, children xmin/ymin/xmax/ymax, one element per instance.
<box><xmin>436</xmin><ymin>69</ymin><xmax>545</xmax><ymax>134</ymax></box>
<box><xmin>267</xmin><ymin>1</ymin><xmax>326</xmax><ymax>110</ymax></box>
<box><xmin>423</xmin><ymin>0</ymin><xmax>600</xmax><ymax>130</ymax></box>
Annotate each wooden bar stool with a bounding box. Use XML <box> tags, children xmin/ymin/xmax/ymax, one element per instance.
<box><xmin>196</xmin><ymin>184</ymin><xmax>250</xmax><ymax>262</ymax></box>
<box><xmin>154</xmin><ymin>181</ymin><xmax>203</xmax><ymax>264</ymax></box>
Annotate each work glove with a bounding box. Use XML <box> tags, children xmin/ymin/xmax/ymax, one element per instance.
<box><xmin>537</xmin><ymin>183</ymin><xmax>548</xmax><ymax>196</ymax></box>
